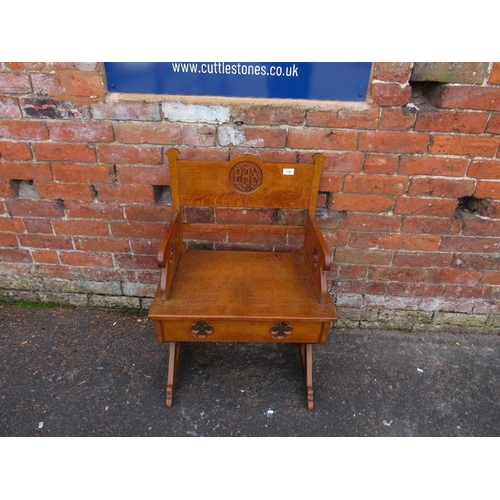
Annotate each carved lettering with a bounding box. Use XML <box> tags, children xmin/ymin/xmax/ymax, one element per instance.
<box><xmin>229</xmin><ymin>161</ymin><xmax>263</xmax><ymax>193</ymax></box>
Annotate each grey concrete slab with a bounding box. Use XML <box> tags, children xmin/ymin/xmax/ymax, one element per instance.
<box><xmin>1</xmin><ymin>304</ymin><xmax>499</xmax><ymax>437</ymax></box>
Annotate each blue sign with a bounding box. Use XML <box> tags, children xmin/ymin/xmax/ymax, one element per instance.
<box><xmin>104</xmin><ymin>62</ymin><xmax>372</xmax><ymax>101</ymax></box>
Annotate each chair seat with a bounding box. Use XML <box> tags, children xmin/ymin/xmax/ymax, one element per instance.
<box><xmin>149</xmin><ymin>250</ymin><xmax>337</xmax><ymax>322</ymax></box>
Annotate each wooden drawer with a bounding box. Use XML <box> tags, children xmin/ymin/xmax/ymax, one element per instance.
<box><xmin>153</xmin><ymin>318</ymin><xmax>329</xmax><ymax>344</ymax></box>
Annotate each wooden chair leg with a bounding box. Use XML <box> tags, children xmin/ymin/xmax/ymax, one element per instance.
<box><xmin>166</xmin><ymin>341</ymin><xmax>182</xmax><ymax>408</ymax></box>
<box><xmin>298</xmin><ymin>344</ymin><xmax>314</xmax><ymax>411</ymax></box>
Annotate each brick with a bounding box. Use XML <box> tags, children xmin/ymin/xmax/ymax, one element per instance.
<box><xmin>233</xmin><ymin>105</ymin><xmax>303</xmax><ymax>126</ymax></box>
<box><xmin>162</xmin><ymin>102</ymin><xmax>230</xmax><ymax>124</ymax></box>
<box><xmin>379</xmin><ymin>108</ymin><xmax>416</xmax><ymax>131</ymax></box>
<box><xmin>288</xmin><ymin>128</ymin><xmax>357</xmax><ymax>150</ymax></box>
<box><xmin>363</xmin><ymin>154</ymin><xmax>399</xmax><ymax>174</ymax></box>
<box><xmin>115</xmin><ymin>254</ymin><xmax>156</xmax><ymax>269</ymax></box>
<box><xmin>5</xmin><ymin>63</ymin><xmax>73</xmax><ymax>71</ymax></box>
<box><xmin>69</xmin><ymin>72</ymin><xmax>104</xmax><ymax>98</ymax></box>
<box><xmin>116</xmin><ymin>165</ymin><xmax>170</xmax><ymax>185</ymax></box>
<box><xmin>20</xmin><ymin>98</ymin><xmax>91</xmax><ymax>120</ymax></box>
<box><xmin>0</xmin><ymin>217</ymin><xmax>24</xmax><ymax>232</ymax></box>
<box><xmin>452</xmin><ymin>253</ymin><xmax>500</xmax><ymax>271</ymax></box>
<box><xmin>0</xmin><ymin>73</ymin><xmax>31</xmax><ymax>93</ymax></box>
<box><xmin>393</xmin><ymin>251</ymin><xmax>452</xmax><ymax>268</ymax></box>
<box><xmin>227</xmin><ymin>232</ymin><xmax>286</xmax><ymax>245</ymax></box>
<box><xmin>97</xmin><ymin>144</ymin><xmax>162</xmax><ymax>164</ymax></box>
<box><xmin>329</xmin><ymin>193</ymin><xmax>393</xmax><ymax>213</ymax></box>
<box><xmin>402</xmin><ymin>217</ymin><xmax>461</xmax><ymax>235</ymax></box>
<box><xmin>218</xmin><ymin>126</ymin><xmax>286</xmax><ymax>148</ymax></box>
<box><xmin>319</xmin><ymin>174</ymin><xmax>342</xmax><ymax>192</ymax></box>
<box><xmin>394</xmin><ymin>197</ymin><xmax>457</xmax><ymax>217</ymax></box>
<box><xmin>411</xmin><ymin>63</ymin><xmax>489</xmax><ymax>84</ymax></box>
<box><xmin>125</xmin><ymin>205</ymin><xmax>173</xmax><ymax>222</ymax></box>
<box><xmin>215</xmin><ymin>208</ymin><xmax>274</xmax><ymax>224</ymax></box>
<box><xmin>323</xmin><ymin>229</ymin><xmax>349</xmax><ymax>249</ymax></box>
<box><xmin>0</xmin><ymin>180</ymin><xmax>16</xmax><ymax>198</ymax></box>
<box><xmin>0</xmin><ymin>248</ymin><xmax>32</xmax><ymax>263</ymax></box>
<box><xmin>182</xmin><ymin>126</ymin><xmax>216</xmax><ymax>147</ymax></box>
<box><xmin>472</xmin><ymin>300</ymin><xmax>500</xmax><ymax>314</ymax></box>
<box><xmin>5</xmin><ymin>199</ymin><xmax>64</xmax><ymax>217</ymax></box>
<box><xmin>0</xmin><ymin>161</ymin><xmax>52</xmax><ymax>181</ymax></box>
<box><xmin>32</xmin><ymin>250</ymin><xmax>59</xmax><ymax>264</ymax></box>
<box><xmin>482</xmin><ymin>271</ymin><xmax>500</xmax><ymax>285</ymax></box>
<box><xmin>177</xmin><ymin>148</ymin><xmax>229</xmax><ymax>162</ymax></box>
<box><xmin>74</xmin><ymin>237</ymin><xmax>130</xmax><ymax>253</ymax></box>
<box><xmin>369</xmin><ymin>82</ymin><xmax>412</xmax><ymax>106</ymax></box>
<box><xmin>129</xmin><ymin>239</ymin><xmax>162</xmax><ymax>255</ymax></box>
<box><xmin>23</xmin><ymin>218</ymin><xmax>53</xmax><ymax>234</ymax></box>
<box><xmin>277</xmin><ymin>209</ymin><xmax>307</xmax><ymax>226</ymax></box>
<box><xmin>322</xmin><ymin>153</ymin><xmax>364</xmax><ymax>173</ymax></box>
<box><xmin>343</xmin><ymin>174</ymin><xmax>407</xmax><ymax>195</ymax></box>
<box><xmin>95</xmin><ymin>184</ymin><xmax>155</xmax><ymax>204</ymax></box>
<box><xmin>34</xmin><ymin>143</ymin><xmax>96</xmax><ymax>162</ymax></box>
<box><xmin>18</xmin><ymin>234</ymin><xmax>72</xmax><ymax>249</ymax></box>
<box><xmin>114</xmin><ymin>122</ymin><xmax>181</xmax><ymax>145</ymax></box>
<box><xmin>0</xmin><ymin>142</ymin><xmax>33</xmax><ymax>160</ymax></box>
<box><xmin>0</xmin><ymin>97</ymin><xmax>21</xmax><ymax>118</ymax></box>
<box><xmin>489</xmin><ymin>63</ymin><xmax>500</xmax><ymax>84</ymax></box>
<box><xmin>359</xmin><ymin>132</ymin><xmax>428</xmax><ymax>154</ymax></box>
<box><xmin>335</xmin><ymin>279</ymin><xmax>387</xmax><ymax>296</ymax></box>
<box><xmin>92</xmin><ymin>101</ymin><xmax>161</xmax><ymax>121</ymax></box>
<box><xmin>340</xmin><ymin>213</ymin><xmax>401</xmax><ymax>232</ymax></box>
<box><xmin>372</xmin><ymin>63</ymin><xmax>412</xmax><ymax>83</ymax></box>
<box><xmin>440</xmin><ymin>235</ymin><xmax>499</xmax><ymax>252</ymax></box>
<box><xmin>336</xmin><ymin>265</ymin><xmax>366</xmax><ymax>280</ymax></box>
<box><xmin>36</xmin><ymin>182</ymin><xmax>96</xmax><ymax>202</ymax></box>
<box><xmin>460</xmin><ymin>214</ymin><xmax>499</xmax><ymax>237</ymax></box>
<box><xmin>427</xmin><ymin>85</ymin><xmax>500</xmax><ymax>111</ymax></box>
<box><xmin>399</xmin><ymin>156</ymin><xmax>468</xmax><ymax>177</ymax></box>
<box><xmin>468</xmin><ymin>159</ymin><xmax>500</xmax><ymax>179</ymax></box>
<box><xmin>48</xmin><ymin>121</ymin><xmax>114</xmax><ymax>142</ymax></box>
<box><xmin>443</xmin><ymin>285</ymin><xmax>497</xmax><ymax>300</ymax></box>
<box><xmin>408</xmin><ymin>177</ymin><xmax>475</xmax><ymax>198</ymax></box>
<box><xmin>247</xmin><ymin>127</ymin><xmax>287</xmax><ymax>148</ymax></box>
<box><xmin>52</xmin><ymin>219</ymin><xmax>109</xmax><ymax>236</ymax></box>
<box><xmin>334</xmin><ymin>248</ymin><xmax>393</xmax><ymax>266</ymax></box>
<box><xmin>486</xmin><ymin>115</ymin><xmax>500</xmax><ymax>134</ymax></box>
<box><xmin>64</xmin><ymin>201</ymin><xmax>124</xmax><ymax>220</ymax></box>
<box><xmin>474</xmin><ymin>181</ymin><xmax>500</xmax><ymax>199</ymax></box>
<box><xmin>348</xmin><ymin>233</ymin><xmax>379</xmax><ymax>248</ymax></box>
<box><xmin>415</xmin><ymin>110</ymin><xmax>488</xmax><ymax>133</ymax></box>
<box><xmin>368</xmin><ymin>267</ymin><xmax>425</xmax><ymax>282</ymax></box>
<box><xmin>0</xmin><ymin>120</ymin><xmax>49</xmax><ymax>140</ymax></box>
<box><xmin>429</xmin><ymin>135</ymin><xmax>499</xmax><ymax>156</ymax></box>
<box><xmin>380</xmin><ymin>234</ymin><xmax>441</xmax><ymax>251</ymax></box>
<box><xmin>182</xmin><ymin>207</ymin><xmax>215</xmax><ymax>223</ymax></box>
<box><xmin>110</xmin><ymin>221</ymin><xmax>165</xmax><ymax>239</ymax></box>
<box><xmin>59</xmin><ymin>251</ymin><xmax>113</xmax><ymax>267</ymax></box>
<box><xmin>388</xmin><ymin>282</ymin><xmax>444</xmax><ymax>297</ymax></box>
<box><xmin>306</xmin><ymin>107</ymin><xmax>379</xmax><ymax>129</ymax></box>
<box><xmin>51</xmin><ymin>163</ymin><xmax>114</xmax><ymax>183</ymax></box>
<box><xmin>31</xmin><ymin>73</ymin><xmax>64</xmax><ymax>95</ymax></box>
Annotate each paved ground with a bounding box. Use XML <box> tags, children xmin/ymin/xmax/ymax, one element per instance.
<box><xmin>1</xmin><ymin>303</ymin><xmax>499</xmax><ymax>437</ymax></box>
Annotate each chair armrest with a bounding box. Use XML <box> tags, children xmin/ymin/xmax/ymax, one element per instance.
<box><xmin>302</xmin><ymin>214</ymin><xmax>331</xmax><ymax>304</ymax></box>
<box><xmin>157</xmin><ymin>211</ymin><xmax>184</xmax><ymax>301</ymax></box>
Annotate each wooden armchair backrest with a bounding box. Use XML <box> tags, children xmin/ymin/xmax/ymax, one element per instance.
<box><xmin>167</xmin><ymin>148</ymin><xmax>324</xmax><ymax>216</ymax></box>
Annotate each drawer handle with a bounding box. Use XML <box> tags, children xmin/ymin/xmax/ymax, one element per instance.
<box><xmin>270</xmin><ymin>321</ymin><xmax>293</xmax><ymax>339</ymax></box>
<box><xmin>190</xmin><ymin>320</ymin><xmax>214</xmax><ymax>339</ymax></box>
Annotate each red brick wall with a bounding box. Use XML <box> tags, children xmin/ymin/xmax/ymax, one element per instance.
<box><xmin>1</xmin><ymin>62</ymin><xmax>499</xmax><ymax>332</ymax></box>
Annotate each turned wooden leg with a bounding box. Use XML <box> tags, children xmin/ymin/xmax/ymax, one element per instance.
<box><xmin>298</xmin><ymin>344</ymin><xmax>314</xmax><ymax>411</ymax></box>
<box><xmin>166</xmin><ymin>341</ymin><xmax>182</xmax><ymax>408</ymax></box>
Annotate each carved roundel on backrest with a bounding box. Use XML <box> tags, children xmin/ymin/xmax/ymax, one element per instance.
<box><xmin>229</xmin><ymin>161</ymin><xmax>263</xmax><ymax>194</ymax></box>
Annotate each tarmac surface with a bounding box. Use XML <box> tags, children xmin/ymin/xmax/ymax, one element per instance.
<box><xmin>1</xmin><ymin>303</ymin><xmax>500</xmax><ymax>437</ymax></box>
